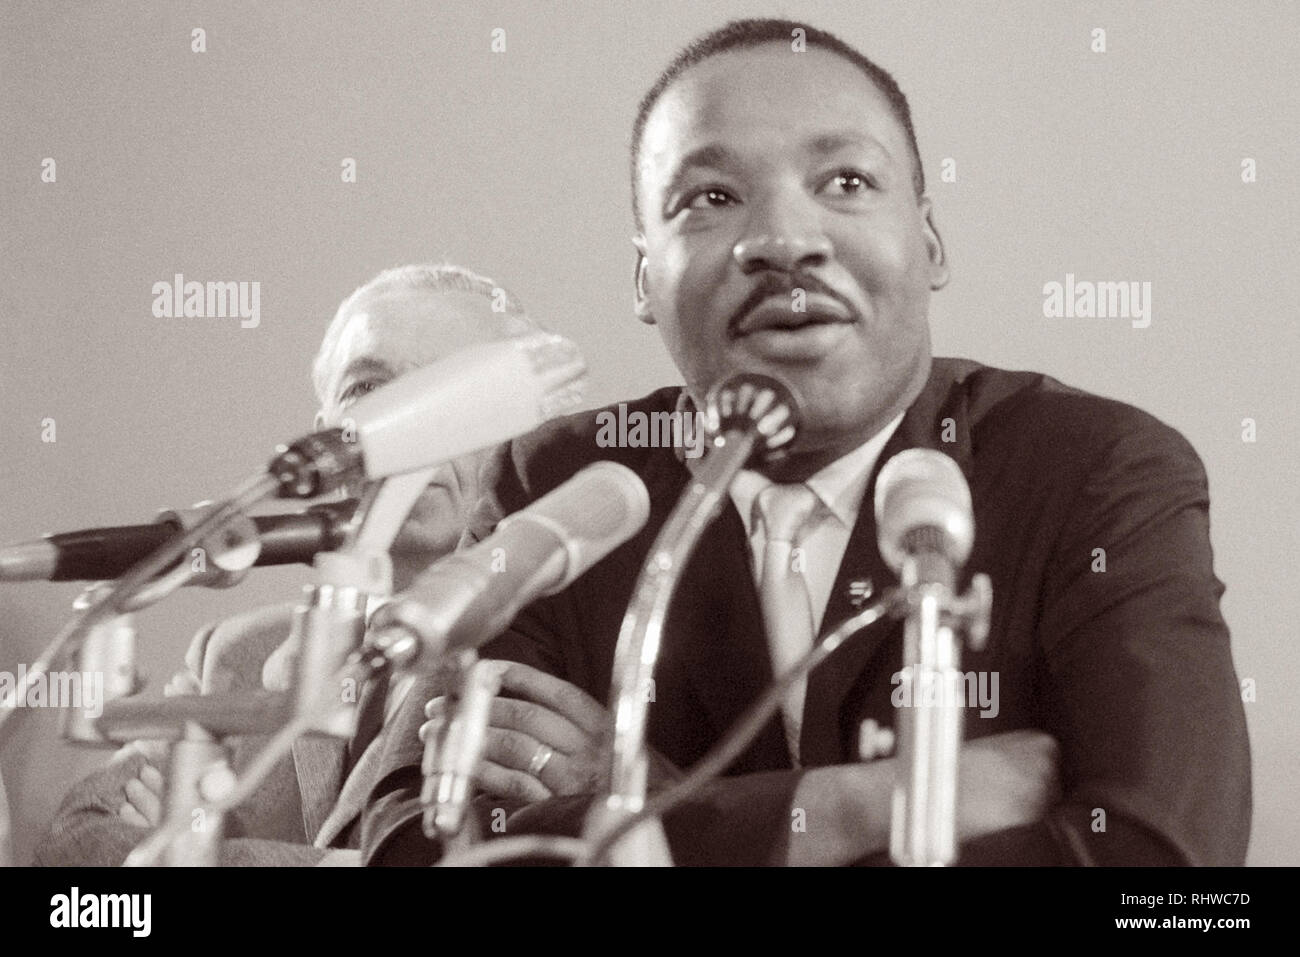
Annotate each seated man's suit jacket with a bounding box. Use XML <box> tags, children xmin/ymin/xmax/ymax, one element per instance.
<box><xmin>35</xmin><ymin>603</ymin><xmax>382</xmax><ymax>866</ymax></box>
<box><xmin>363</xmin><ymin>357</ymin><xmax>1252</xmax><ymax>866</ymax></box>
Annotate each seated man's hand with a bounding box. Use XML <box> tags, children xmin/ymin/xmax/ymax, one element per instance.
<box><xmin>115</xmin><ymin>670</ymin><xmax>199</xmax><ymax>829</ymax></box>
<box><xmin>161</xmin><ymin>670</ymin><xmax>201</xmax><ymax>697</ymax></box>
<box><xmin>420</xmin><ymin>661</ymin><xmax>681</xmax><ymax>803</ymax></box>
<box><xmin>114</xmin><ymin>743</ymin><xmax>166</xmax><ymax>829</ymax></box>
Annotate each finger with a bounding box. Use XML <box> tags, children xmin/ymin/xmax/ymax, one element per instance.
<box><xmin>139</xmin><ymin>763</ymin><xmax>165</xmax><ymax>797</ymax></box>
<box><xmin>118</xmin><ymin>803</ymin><xmax>151</xmax><ymax>829</ymax></box>
<box><xmin>163</xmin><ymin>671</ymin><xmax>200</xmax><ymax>697</ymax></box>
<box><xmin>482</xmin><ymin>727</ymin><xmax>548</xmax><ymax>773</ymax></box>
<box><xmin>424</xmin><ymin>697</ymin><xmax>447</xmax><ymax>720</ymax></box>
<box><xmin>477</xmin><ymin>760</ymin><xmax>553</xmax><ymax>803</ymax></box>
<box><xmin>493</xmin><ymin>661</ymin><xmax>606</xmax><ymax>734</ymax></box>
<box><xmin>483</xmin><ymin>728</ymin><xmax>603</xmax><ymax>797</ymax></box>
<box><xmin>117</xmin><ymin>739</ymin><xmax>167</xmax><ymax>767</ymax></box>
<box><xmin>124</xmin><ymin>778</ymin><xmax>162</xmax><ymax>826</ymax></box>
<box><xmin>489</xmin><ymin>697</ymin><xmax>589</xmax><ymax>754</ymax></box>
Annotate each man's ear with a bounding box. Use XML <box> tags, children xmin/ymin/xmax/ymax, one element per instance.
<box><xmin>918</xmin><ymin>196</ymin><xmax>950</xmax><ymax>291</ymax></box>
<box><xmin>632</xmin><ymin>236</ymin><xmax>655</xmax><ymax>325</ymax></box>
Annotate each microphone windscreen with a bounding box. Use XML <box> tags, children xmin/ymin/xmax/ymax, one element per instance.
<box><xmin>498</xmin><ymin>461</ymin><xmax>650</xmax><ymax>593</ymax></box>
<box><xmin>347</xmin><ymin>332</ymin><xmax>587</xmax><ymax>479</ymax></box>
<box><xmin>874</xmin><ymin>448</ymin><xmax>974</xmax><ymax>574</ymax></box>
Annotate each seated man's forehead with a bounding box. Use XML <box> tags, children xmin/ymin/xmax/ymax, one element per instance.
<box><xmin>344</xmin><ymin>288</ymin><xmax>497</xmax><ymax>342</ymax></box>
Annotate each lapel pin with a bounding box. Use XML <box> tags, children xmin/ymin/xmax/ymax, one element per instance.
<box><xmin>847</xmin><ymin>578</ymin><xmax>874</xmax><ymax>608</ymax></box>
<box><xmin>858</xmin><ymin>718</ymin><xmax>896</xmax><ymax>761</ymax></box>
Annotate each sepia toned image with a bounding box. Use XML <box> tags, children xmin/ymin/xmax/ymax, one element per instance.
<box><xmin>0</xmin><ymin>0</ymin><xmax>1294</xmax><ymax>930</ymax></box>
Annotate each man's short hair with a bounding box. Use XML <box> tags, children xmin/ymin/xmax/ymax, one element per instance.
<box><xmin>312</xmin><ymin>262</ymin><xmax>535</xmax><ymax>404</ymax></box>
<box><xmin>630</xmin><ymin>18</ymin><xmax>925</xmax><ymax>229</ymax></box>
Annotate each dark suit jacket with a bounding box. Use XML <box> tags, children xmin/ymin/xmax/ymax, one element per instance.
<box><xmin>362</xmin><ymin>357</ymin><xmax>1251</xmax><ymax>866</ymax></box>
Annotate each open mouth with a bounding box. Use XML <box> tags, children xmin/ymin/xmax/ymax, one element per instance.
<box><xmin>733</xmin><ymin>294</ymin><xmax>856</xmax><ymax>337</ymax></box>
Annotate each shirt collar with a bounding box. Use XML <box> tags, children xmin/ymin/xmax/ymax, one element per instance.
<box><xmin>730</xmin><ymin>411</ymin><xmax>904</xmax><ymax>537</ymax></box>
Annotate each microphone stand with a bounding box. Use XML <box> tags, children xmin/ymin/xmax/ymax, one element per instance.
<box><xmin>61</xmin><ymin>511</ymin><xmax>264</xmax><ymax>746</ymax></box>
<box><xmin>0</xmin><ymin>472</ymin><xmax>279</xmax><ymax>740</ymax></box>
<box><xmin>116</xmin><ymin>470</ymin><xmax>435</xmax><ymax>866</ymax></box>
<box><xmin>586</xmin><ymin>373</ymin><xmax>800</xmax><ymax>866</ymax></box>
<box><xmin>889</xmin><ymin>562</ymin><xmax>991</xmax><ymax>867</ymax></box>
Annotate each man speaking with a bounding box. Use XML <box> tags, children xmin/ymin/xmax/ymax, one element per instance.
<box><xmin>363</xmin><ymin>19</ymin><xmax>1250</xmax><ymax>866</ymax></box>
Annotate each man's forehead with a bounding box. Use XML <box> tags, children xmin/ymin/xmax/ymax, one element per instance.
<box><xmin>640</xmin><ymin>44</ymin><xmax>906</xmax><ymax>184</ymax></box>
<box><xmin>326</xmin><ymin>287</ymin><xmax>500</xmax><ymax>373</ymax></box>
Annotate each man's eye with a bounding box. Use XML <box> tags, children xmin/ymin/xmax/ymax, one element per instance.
<box><xmin>340</xmin><ymin>381</ymin><xmax>380</xmax><ymax>402</ymax></box>
<box><xmin>684</xmin><ymin>187</ymin><xmax>736</xmax><ymax>210</ymax></box>
<box><xmin>820</xmin><ymin>170</ymin><xmax>874</xmax><ymax>195</ymax></box>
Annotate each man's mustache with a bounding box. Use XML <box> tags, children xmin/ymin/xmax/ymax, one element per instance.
<box><xmin>727</xmin><ymin>272</ymin><xmax>859</xmax><ymax>337</ymax></box>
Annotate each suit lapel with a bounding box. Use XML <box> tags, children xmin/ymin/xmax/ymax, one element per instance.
<box><xmin>293</xmin><ymin>734</ymin><xmax>347</xmax><ymax>844</ymax></box>
<box><xmin>313</xmin><ymin>676</ymin><xmax>417</xmax><ymax>847</ymax></box>
<box><xmin>800</xmin><ymin>362</ymin><xmax>975</xmax><ymax>766</ymax></box>
<box><xmin>313</xmin><ymin>734</ymin><xmax>382</xmax><ymax>848</ymax></box>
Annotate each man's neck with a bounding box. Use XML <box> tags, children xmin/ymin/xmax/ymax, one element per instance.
<box><xmin>757</xmin><ymin>409</ymin><xmax>906</xmax><ymax>484</ymax></box>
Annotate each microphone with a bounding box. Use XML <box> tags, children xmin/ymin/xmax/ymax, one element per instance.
<box><xmin>873</xmin><ymin>448</ymin><xmax>980</xmax><ymax>868</ymax></box>
<box><xmin>0</xmin><ymin>500</ymin><xmax>358</xmax><ymax>583</ymax></box>
<box><xmin>268</xmin><ymin>332</ymin><xmax>587</xmax><ymax>499</ymax></box>
<box><xmin>420</xmin><ymin>655</ymin><xmax>502</xmax><ymax>841</ymax></box>
<box><xmin>367</xmin><ymin>461</ymin><xmax>651</xmax><ymax>669</ymax></box>
<box><xmin>592</xmin><ymin>373</ymin><xmax>801</xmax><ymax>866</ymax></box>
<box><xmin>874</xmin><ymin>448</ymin><xmax>975</xmax><ymax>590</ymax></box>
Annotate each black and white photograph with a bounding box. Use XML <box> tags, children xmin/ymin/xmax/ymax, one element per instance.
<box><xmin>0</xmin><ymin>0</ymin><xmax>1293</xmax><ymax>932</ymax></box>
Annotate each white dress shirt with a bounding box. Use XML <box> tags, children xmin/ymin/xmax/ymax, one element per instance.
<box><xmin>729</xmin><ymin>413</ymin><xmax>903</xmax><ymax>632</ymax></box>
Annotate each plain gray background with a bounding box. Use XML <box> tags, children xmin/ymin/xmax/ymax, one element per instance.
<box><xmin>2</xmin><ymin>1</ymin><xmax>1295</xmax><ymax>867</ymax></box>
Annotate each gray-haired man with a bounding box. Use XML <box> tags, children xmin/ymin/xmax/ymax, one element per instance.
<box><xmin>35</xmin><ymin>262</ymin><xmax>536</xmax><ymax>866</ymax></box>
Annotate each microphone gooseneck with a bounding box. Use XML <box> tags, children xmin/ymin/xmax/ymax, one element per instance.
<box><xmin>590</xmin><ymin>373</ymin><xmax>800</xmax><ymax>866</ymax></box>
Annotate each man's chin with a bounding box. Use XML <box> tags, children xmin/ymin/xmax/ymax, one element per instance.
<box><xmin>706</xmin><ymin>350</ymin><xmax>925</xmax><ymax>447</ymax></box>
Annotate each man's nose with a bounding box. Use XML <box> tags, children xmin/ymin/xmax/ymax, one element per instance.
<box><xmin>732</xmin><ymin>197</ymin><xmax>832</xmax><ymax>274</ymax></box>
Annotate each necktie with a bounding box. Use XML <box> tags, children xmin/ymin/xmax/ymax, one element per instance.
<box><xmin>344</xmin><ymin>671</ymin><xmax>390</xmax><ymax>777</ymax></box>
<box><xmin>754</xmin><ymin>483</ymin><xmax>821</xmax><ymax>765</ymax></box>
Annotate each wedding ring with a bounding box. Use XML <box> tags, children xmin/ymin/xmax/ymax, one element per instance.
<box><xmin>527</xmin><ymin>743</ymin><xmax>555</xmax><ymax>777</ymax></box>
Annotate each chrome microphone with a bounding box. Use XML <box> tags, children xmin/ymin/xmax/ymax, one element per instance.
<box><xmin>420</xmin><ymin>654</ymin><xmax>502</xmax><ymax>841</ymax></box>
<box><xmin>876</xmin><ymin>449</ymin><xmax>975</xmax><ymax>590</ymax></box>
<box><xmin>367</xmin><ymin>461</ymin><xmax>651</xmax><ymax>669</ymax></box>
<box><xmin>874</xmin><ymin>448</ymin><xmax>988</xmax><ymax>867</ymax></box>
<box><xmin>268</xmin><ymin>331</ymin><xmax>587</xmax><ymax>498</ymax></box>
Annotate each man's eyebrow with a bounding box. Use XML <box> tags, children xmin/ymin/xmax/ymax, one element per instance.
<box><xmin>804</xmin><ymin>132</ymin><xmax>894</xmax><ymax>161</ymax></box>
<box><xmin>661</xmin><ymin>144</ymin><xmax>741</xmax><ymax>203</ymax></box>
<box><xmin>334</xmin><ymin>357</ymin><xmax>394</xmax><ymax>396</ymax></box>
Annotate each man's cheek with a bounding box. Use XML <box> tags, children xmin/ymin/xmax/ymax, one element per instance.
<box><xmin>840</xmin><ymin>224</ymin><xmax>915</xmax><ymax>285</ymax></box>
